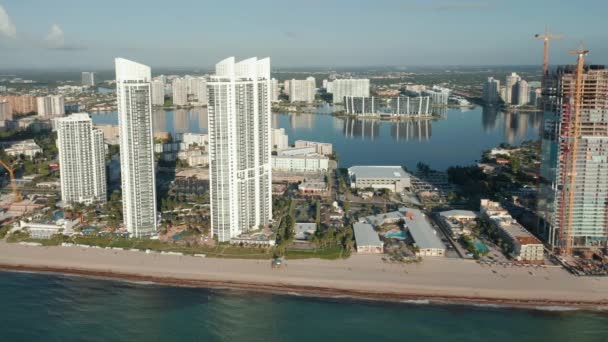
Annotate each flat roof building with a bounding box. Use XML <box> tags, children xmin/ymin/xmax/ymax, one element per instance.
<box><xmin>348</xmin><ymin>166</ymin><xmax>411</xmax><ymax>193</ymax></box>
<box><xmin>353</xmin><ymin>222</ymin><xmax>383</xmax><ymax>254</ymax></box>
<box><xmin>403</xmin><ymin>208</ymin><xmax>445</xmax><ymax>257</ymax></box>
<box><xmin>272</xmin><ymin>153</ymin><xmax>329</xmax><ymax>173</ymax></box>
<box><xmin>481</xmin><ymin>199</ymin><xmax>543</xmax><ymax>263</ymax></box>
<box><xmin>294</xmin><ymin>222</ymin><xmax>317</xmax><ymax>240</ymax></box>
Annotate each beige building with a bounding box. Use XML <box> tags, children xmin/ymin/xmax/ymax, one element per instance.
<box><xmin>0</xmin><ymin>96</ymin><xmax>36</xmax><ymax>114</ymax></box>
<box><xmin>480</xmin><ymin>199</ymin><xmax>544</xmax><ymax>263</ymax></box>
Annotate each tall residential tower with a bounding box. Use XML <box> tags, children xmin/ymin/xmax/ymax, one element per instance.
<box><xmin>539</xmin><ymin>62</ymin><xmax>608</xmax><ymax>254</ymax></box>
<box><xmin>115</xmin><ymin>58</ymin><xmax>157</xmax><ymax>237</ymax></box>
<box><xmin>207</xmin><ymin>57</ymin><xmax>272</xmax><ymax>242</ymax></box>
<box><xmin>56</xmin><ymin>113</ymin><xmax>106</xmax><ymax>205</ymax></box>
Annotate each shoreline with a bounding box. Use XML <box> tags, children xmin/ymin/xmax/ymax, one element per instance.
<box><xmin>1</xmin><ymin>241</ymin><xmax>607</xmax><ymax>312</ymax></box>
<box><xmin>1</xmin><ymin>263</ymin><xmax>606</xmax><ymax>312</ymax></box>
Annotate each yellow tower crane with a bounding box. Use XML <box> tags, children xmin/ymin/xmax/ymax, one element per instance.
<box><xmin>561</xmin><ymin>42</ymin><xmax>589</xmax><ymax>256</ymax></box>
<box><xmin>535</xmin><ymin>26</ymin><xmax>563</xmax><ymax>79</ymax></box>
<box><xmin>0</xmin><ymin>160</ymin><xmax>22</xmax><ymax>202</ymax></box>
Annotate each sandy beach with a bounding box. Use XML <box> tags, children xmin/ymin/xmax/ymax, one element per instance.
<box><xmin>1</xmin><ymin>241</ymin><xmax>607</xmax><ymax>310</ymax></box>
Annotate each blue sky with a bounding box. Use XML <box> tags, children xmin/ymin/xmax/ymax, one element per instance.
<box><xmin>0</xmin><ymin>0</ymin><xmax>606</xmax><ymax>69</ymax></box>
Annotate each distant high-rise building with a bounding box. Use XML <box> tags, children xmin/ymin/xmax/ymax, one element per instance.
<box><xmin>0</xmin><ymin>101</ymin><xmax>12</xmax><ymax>121</ymax></box>
<box><xmin>332</xmin><ymin>79</ymin><xmax>370</xmax><ymax>104</ymax></box>
<box><xmin>193</xmin><ymin>78</ymin><xmax>208</xmax><ymax>105</ymax></box>
<box><xmin>538</xmin><ymin>64</ymin><xmax>608</xmax><ymax>253</ymax></box>
<box><xmin>207</xmin><ymin>57</ymin><xmax>272</xmax><ymax>242</ymax></box>
<box><xmin>288</xmin><ymin>77</ymin><xmax>315</xmax><ymax>103</ymax></box>
<box><xmin>81</xmin><ymin>72</ymin><xmax>96</xmax><ymax>87</ymax></box>
<box><xmin>423</xmin><ymin>85</ymin><xmax>450</xmax><ymax>106</ymax></box>
<box><xmin>37</xmin><ymin>95</ymin><xmax>65</xmax><ymax>117</ymax></box>
<box><xmin>505</xmin><ymin>72</ymin><xmax>521</xmax><ymax>105</ymax></box>
<box><xmin>514</xmin><ymin>79</ymin><xmax>529</xmax><ymax>106</ymax></box>
<box><xmin>172</xmin><ymin>78</ymin><xmax>188</xmax><ymax>106</ymax></box>
<box><xmin>115</xmin><ymin>58</ymin><xmax>157</xmax><ymax>238</ymax></box>
<box><xmin>271</xmin><ymin>128</ymin><xmax>288</xmax><ymax>150</ymax></box>
<box><xmin>483</xmin><ymin>77</ymin><xmax>501</xmax><ymax>104</ymax></box>
<box><xmin>151</xmin><ymin>79</ymin><xmax>165</xmax><ymax>106</ymax></box>
<box><xmin>56</xmin><ymin>113</ymin><xmax>106</xmax><ymax>205</ymax></box>
<box><xmin>529</xmin><ymin>87</ymin><xmax>542</xmax><ymax>107</ymax></box>
<box><xmin>322</xmin><ymin>79</ymin><xmax>328</xmax><ymax>89</ymax></box>
<box><xmin>270</xmin><ymin>78</ymin><xmax>279</xmax><ymax>102</ymax></box>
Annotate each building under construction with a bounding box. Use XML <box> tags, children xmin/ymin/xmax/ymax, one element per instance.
<box><xmin>539</xmin><ymin>59</ymin><xmax>608</xmax><ymax>255</ymax></box>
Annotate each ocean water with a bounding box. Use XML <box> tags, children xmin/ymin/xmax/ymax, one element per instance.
<box><xmin>1</xmin><ymin>271</ymin><xmax>607</xmax><ymax>341</ymax></box>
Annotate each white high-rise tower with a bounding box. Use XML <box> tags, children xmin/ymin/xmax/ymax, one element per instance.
<box><xmin>56</xmin><ymin>113</ymin><xmax>106</xmax><ymax>205</ymax></box>
<box><xmin>115</xmin><ymin>58</ymin><xmax>157</xmax><ymax>237</ymax></box>
<box><xmin>207</xmin><ymin>57</ymin><xmax>273</xmax><ymax>242</ymax></box>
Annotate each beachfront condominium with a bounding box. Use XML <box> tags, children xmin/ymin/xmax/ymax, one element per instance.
<box><xmin>331</xmin><ymin>79</ymin><xmax>370</xmax><ymax>104</ymax></box>
<box><xmin>483</xmin><ymin>77</ymin><xmax>501</xmax><ymax>104</ymax></box>
<box><xmin>538</xmin><ymin>64</ymin><xmax>608</xmax><ymax>254</ymax></box>
<box><xmin>207</xmin><ymin>57</ymin><xmax>272</xmax><ymax>242</ymax></box>
<box><xmin>115</xmin><ymin>58</ymin><xmax>157</xmax><ymax>237</ymax></box>
<box><xmin>37</xmin><ymin>95</ymin><xmax>65</xmax><ymax>117</ymax></box>
<box><xmin>56</xmin><ymin>113</ymin><xmax>107</xmax><ymax>205</ymax></box>
<box><xmin>172</xmin><ymin>78</ymin><xmax>188</xmax><ymax>106</ymax></box>
<box><xmin>151</xmin><ymin>79</ymin><xmax>165</xmax><ymax>106</ymax></box>
<box><xmin>82</xmin><ymin>72</ymin><xmax>96</xmax><ymax>87</ymax></box>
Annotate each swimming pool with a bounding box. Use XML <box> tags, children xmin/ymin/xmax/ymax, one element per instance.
<box><xmin>473</xmin><ymin>241</ymin><xmax>489</xmax><ymax>254</ymax></box>
<box><xmin>385</xmin><ymin>231</ymin><xmax>406</xmax><ymax>240</ymax></box>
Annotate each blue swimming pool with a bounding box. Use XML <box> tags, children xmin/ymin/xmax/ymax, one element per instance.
<box><xmin>385</xmin><ymin>231</ymin><xmax>406</xmax><ymax>240</ymax></box>
<box><xmin>473</xmin><ymin>241</ymin><xmax>489</xmax><ymax>254</ymax></box>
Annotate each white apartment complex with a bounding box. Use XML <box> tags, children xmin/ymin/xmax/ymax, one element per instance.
<box><xmin>56</xmin><ymin>113</ymin><xmax>106</xmax><ymax>205</ymax></box>
<box><xmin>271</xmin><ymin>128</ymin><xmax>289</xmax><ymax>150</ymax></box>
<box><xmin>288</xmin><ymin>77</ymin><xmax>315</xmax><ymax>103</ymax></box>
<box><xmin>272</xmin><ymin>153</ymin><xmax>329</xmax><ymax>173</ymax></box>
<box><xmin>37</xmin><ymin>95</ymin><xmax>65</xmax><ymax>117</ymax></box>
<box><xmin>151</xmin><ymin>79</ymin><xmax>165</xmax><ymax>106</ymax></box>
<box><xmin>172</xmin><ymin>78</ymin><xmax>188</xmax><ymax>106</ymax></box>
<box><xmin>207</xmin><ymin>57</ymin><xmax>273</xmax><ymax>242</ymax></box>
<box><xmin>270</xmin><ymin>78</ymin><xmax>279</xmax><ymax>102</ymax></box>
<box><xmin>294</xmin><ymin>140</ymin><xmax>332</xmax><ymax>156</ymax></box>
<box><xmin>115</xmin><ymin>58</ymin><xmax>158</xmax><ymax>237</ymax></box>
<box><xmin>331</xmin><ymin>79</ymin><xmax>370</xmax><ymax>104</ymax></box>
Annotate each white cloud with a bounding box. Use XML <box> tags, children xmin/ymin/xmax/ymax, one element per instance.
<box><xmin>0</xmin><ymin>5</ymin><xmax>17</xmax><ymax>38</ymax></box>
<box><xmin>45</xmin><ymin>24</ymin><xmax>65</xmax><ymax>48</ymax></box>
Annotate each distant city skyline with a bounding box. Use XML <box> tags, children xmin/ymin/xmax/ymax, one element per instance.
<box><xmin>1</xmin><ymin>1</ymin><xmax>607</xmax><ymax>69</ymax></box>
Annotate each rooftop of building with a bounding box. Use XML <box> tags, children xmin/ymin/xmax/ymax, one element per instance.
<box><xmin>294</xmin><ymin>222</ymin><xmax>317</xmax><ymax>236</ymax></box>
<box><xmin>273</xmin><ymin>153</ymin><xmax>328</xmax><ymax>159</ymax></box>
<box><xmin>402</xmin><ymin>208</ymin><xmax>445</xmax><ymax>250</ymax></box>
<box><xmin>175</xmin><ymin>168</ymin><xmax>209</xmax><ymax>180</ymax></box>
<box><xmin>439</xmin><ymin>210</ymin><xmax>478</xmax><ymax>219</ymax></box>
<box><xmin>353</xmin><ymin>222</ymin><xmax>383</xmax><ymax>247</ymax></box>
<box><xmin>362</xmin><ymin>210</ymin><xmax>405</xmax><ymax>226</ymax></box>
<box><xmin>348</xmin><ymin>165</ymin><xmax>409</xmax><ymax>179</ymax></box>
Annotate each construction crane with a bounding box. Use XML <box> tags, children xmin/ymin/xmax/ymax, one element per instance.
<box><xmin>559</xmin><ymin>42</ymin><xmax>588</xmax><ymax>256</ymax></box>
<box><xmin>535</xmin><ymin>26</ymin><xmax>564</xmax><ymax>79</ymax></box>
<box><xmin>0</xmin><ymin>160</ymin><xmax>22</xmax><ymax>202</ymax></box>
